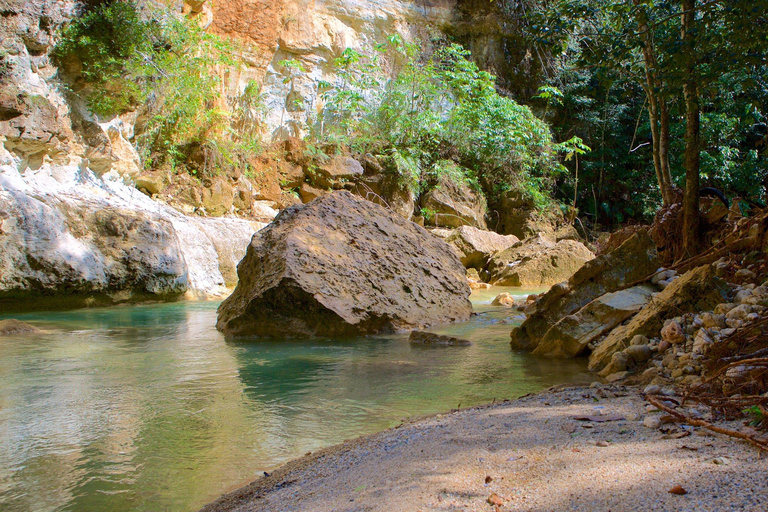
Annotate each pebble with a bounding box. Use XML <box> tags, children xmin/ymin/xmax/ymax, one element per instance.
<box><xmin>643</xmin><ymin>416</ymin><xmax>661</xmax><ymax>429</ymax></box>
<box><xmin>711</xmin><ymin>457</ymin><xmax>731</xmax><ymax>465</ymax></box>
<box><xmin>643</xmin><ymin>384</ymin><xmax>661</xmax><ymax>395</ymax></box>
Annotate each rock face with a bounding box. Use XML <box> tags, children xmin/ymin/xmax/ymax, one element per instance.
<box><xmin>445</xmin><ymin>225</ymin><xmax>518</xmax><ymax>269</ymax></box>
<box><xmin>217</xmin><ymin>191</ymin><xmax>472</xmax><ymax>337</ymax></box>
<box><xmin>353</xmin><ymin>172</ymin><xmax>416</xmax><ymax>220</ymax></box>
<box><xmin>532</xmin><ymin>285</ymin><xmax>656</xmax><ymax>358</ymax></box>
<box><xmin>488</xmin><ymin>235</ymin><xmax>594</xmax><ymax>287</ymax></box>
<box><xmin>588</xmin><ymin>265</ymin><xmax>729</xmax><ymax>372</ymax></box>
<box><xmin>511</xmin><ymin>231</ymin><xmax>659</xmax><ymax>351</ymax></box>
<box><xmin>420</xmin><ymin>175</ymin><xmax>487</xmax><ymax>229</ymax></box>
<box><xmin>0</xmin><ymin>163</ymin><xmax>264</xmax><ymax>309</ymax></box>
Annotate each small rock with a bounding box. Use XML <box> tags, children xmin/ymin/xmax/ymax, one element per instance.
<box><xmin>658</xmin><ymin>339</ymin><xmax>671</xmax><ymax>352</ymax></box>
<box><xmin>643</xmin><ymin>416</ymin><xmax>661</xmax><ymax>429</ymax></box>
<box><xmin>644</xmin><ymin>384</ymin><xmax>661</xmax><ymax>395</ymax></box>
<box><xmin>605</xmin><ymin>371</ymin><xmax>630</xmax><ymax>383</ymax></box>
<box><xmin>714</xmin><ymin>303</ymin><xmax>736</xmax><ymax>315</ymax></box>
<box><xmin>700</xmin><ymin>312</ymin><xmax>726</xmax><ymax>329</ymax></box>
<box><xmin>668</xmin><ymin>485</ymin><xmax>688</xmax><ymax>495</ymax></box>
<box><xmin>711</xmin><ymin>457</ymin><xmax>731</xmax><ymax>465</ymax></box>
<box><xmin>726</xmin><ymin>304</ymin><xmax>752</xmax><ymax>321</ymax></box>
<box><xmin>624</xmin><ymin>344</ymin><xmax>652</xmax><ymax>365</ymax></box>
<box><xmin>487</xmin><ymin>492</ymin><xmax>504</xmax><ymax>506</ymax></box>
<box><xmin>661</xmin><ymin>321</ymin><xmax>685</xmax><ymax>344</ymax></box>
<box><xmin>630</xmin><ymin>334</ymin><xmax>650</xmax><ymax>346</ymax></box>
<box><xmin>595</xmin><ymin>440</ymin><xmax>609</xmax><ymax>447</ymax></box>
<box><xmin>735</xmin><ymin>268</ymin><xmax>757</xmax><ymax>282</ymax></box>
<box><xmin>491</xmin><ymin>292</ymin><xmax>515</xmax><ymax>307</ymax></box>
<box><xmin>409</xmin><ymin>331</ymin><xmax>472</xmax><ymax>346</ymax></box>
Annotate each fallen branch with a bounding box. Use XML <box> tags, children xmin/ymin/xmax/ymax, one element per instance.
<box><xmin>646</xmin><ymin>394</ymin><xmax>768</xmax><ymax>452</ymax></box>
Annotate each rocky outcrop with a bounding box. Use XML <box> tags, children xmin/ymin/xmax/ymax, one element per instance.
<box><xmin>532</xmin><ymin>285</ymin><xmax>656</xmax><ymax>358</ymax></box>
<box><xmin>588</xmin><ymin>265</ymin><xmax>729</xmax><ymax>372</ymax></box>
<box><xmin>216</xmin><ymin>191</ymin><xmax>472</xmax><ymax>337</ymax></box>
<box><xmin>488</xmin><ymin>235</ymin><xmax>594</xmax><ymax>287</ymax></box>
<box><xmin>510</xmin><ymin>231</ymin><xmax>659</xmax><ymax>351</ymax></box>
<box><xmin>0</xmin><ymin>161</ymin><xmax>264</xmax><ymax>310</ymax></box>
<box><xmin>421</xmin><ymin>174</ymin><xmax>487</xmax><ymax>229</ymax></box>
<box><xmin>445</xmin><ymin>225</ymin><xmax>518</xmax><ymax>269</ymax></box>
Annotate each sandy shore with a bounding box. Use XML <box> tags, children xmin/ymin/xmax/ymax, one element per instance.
<box><xmin>200</xmin><ymin>384</ymin><xmax>767</xmax><ymax>512</ymax></box>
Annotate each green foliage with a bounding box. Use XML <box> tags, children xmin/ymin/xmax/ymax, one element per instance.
<box><xmin>307</xmin><ymin>39</ymin><xmax>561</xmax><ymax>206</ymax></box>
<box><xmin>52</xmin><ymin>0</ymin><xmax>152</xmax><ymax>116</ymax></box>
<box><xmin>0</xmin><ymin>52</ymin><xmax>11</xmax><ymax>83</ymax></box>
<box><xmin>54</xmin><ymin>0</ymin><xmax>264</xmax><ymax>176</ymax></box>
<box><xmin>525</xmin><ymin>0</ymin><xmax>768</xmax><ymax>225</ymax></box>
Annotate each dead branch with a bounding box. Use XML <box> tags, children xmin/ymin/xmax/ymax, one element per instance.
<box><xmin>646</xmin><ymin>394</ymin><xmax>768</xmax><ymax>452</ymax></box>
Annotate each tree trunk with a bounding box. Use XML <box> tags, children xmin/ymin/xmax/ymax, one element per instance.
<box><xmin>681</xmin><ymin>0</ymin><xmax>700</xmax><ymax>258</ymax></box>
<box><xmin>634</xmin><ymin>1</ymin><xmax>673</xmax><ymax>206</ymax></box>
<box><xmin>659</xmin><ymin>98</ymin><xmax>673</xmax><ymax>197</ymax></box>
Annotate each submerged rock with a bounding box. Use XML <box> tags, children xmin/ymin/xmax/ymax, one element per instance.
<box><xmin>216</xmin><ymin>191</ymin><xmax>472</xmax><ymax>337</ymax></box>
<box><xmin>0</xmin><ymin>319</ymin><xmax>41</xmax><ymax>335</ymax></box>
<box><xmin>409</xmin><ymin>331</ymin><xmax>472</xmax><ymax>346</ymax></box>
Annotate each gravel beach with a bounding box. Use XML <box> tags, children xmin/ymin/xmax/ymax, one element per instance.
<box><xmin>201</xmin><ymin>384</ymin><xmax>767</xmax><ymax>512</ymax></box>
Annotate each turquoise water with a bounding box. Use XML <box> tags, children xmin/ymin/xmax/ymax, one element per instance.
<box><xmin>0</xmin><ymin>288</ymin><xmax>589</xmax><ymax>512</ymax></box>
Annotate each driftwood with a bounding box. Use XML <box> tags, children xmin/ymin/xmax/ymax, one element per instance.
<box><xmin>645</xmin><ymin>394</ymin><xmax>768</xmax><ymax>452</ymax></box>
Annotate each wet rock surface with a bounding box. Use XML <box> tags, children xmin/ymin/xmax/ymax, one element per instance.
<box><xmin>409</xmin><ymin>331</ymin><xmax>472</xmax><ymax>346</ymax></box>
<box><xmin>216</xmin><ymin>191</ymin><xmax>472</xmax><ymax>338</ymax></box>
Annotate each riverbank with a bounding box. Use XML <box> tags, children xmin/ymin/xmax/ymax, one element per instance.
<box><xmin>201</xmin><ymin>384</ymin><xmax>767</xmax><ymax>512</ymax></box>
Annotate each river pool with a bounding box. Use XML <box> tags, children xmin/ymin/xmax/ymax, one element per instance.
<box><xmin>0</xmin><ymin>287</ymin><xmax>589</xmax><ymax>512</ymax></box>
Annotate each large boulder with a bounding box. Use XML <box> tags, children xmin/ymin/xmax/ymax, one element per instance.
<box><xmin>510</xmin><ymin>230</ymin><xmax>659</xmax><ymax>351</ymax></box>
<box><xmin>216</xmin><ymin>191</ymin><xmax>472</xmax><ymax>337</ymax></box>
<box><xmin>532</xmin><ymin>285</ymin><xmax>656</xmax><ymax>358</ymax></box>
<box><xmin>588</xmin><ymin>264</ymin><xmax>729</xmax><ymax>372</ymax></box>
<box><xmin>445</xmin><ymin>225</ymin><xmax>519</xmax><ymax>269</ymax></box>
<box><xmin>488</xmin><ymin>235</ymin><xmax>594</xmax><ymax>287</ymax></box>
<box><xmin>420</xmin><ymin>172</ymin><xmax>487</xmax><ymax>229</ymax></box>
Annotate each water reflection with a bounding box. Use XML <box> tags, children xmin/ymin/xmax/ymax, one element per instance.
<box><xmin>0</xmin><ymin>287</ymin><xmax>588</xmax><ymax>512</ymax></box>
